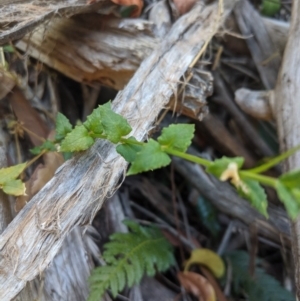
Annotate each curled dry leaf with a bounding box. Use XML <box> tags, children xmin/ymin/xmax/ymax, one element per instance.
<box><xmin>184</xmin><ymin>248</ymin><xmax>225</xmax><ymax>278</ymax></box>
<box><xmin>110</xmin><ymin>0</ymin><xmax>143</xmax><ymax>17</ymax></box>
<box><xmin>9</xmin><ymin>88</ymin><xmax>49</xmax><ymax>146</ymax></box>
<box><xmin>173</xmin><ymin>0</ymin><xmax>197</xmax><ymax>15</ymax></box>
<box><xmin>178</xmin><ymin>271</ymin><xmax>216</xmax><ymax>301</ymax></box>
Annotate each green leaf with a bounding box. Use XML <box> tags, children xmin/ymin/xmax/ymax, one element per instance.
<box><xmin>261</xmin><ymin>0</ymin><xmax>281</xmax><ymax>16</ymax></box>
<box><xmin>157</xmin><ymin>124</ymin><xmax>195</xmax><ymax>152</ymax></box>
<box><xmin>127</xmin><ymin>139</ymin><xmax>171</xmax><ymax>175</ymax></box>
<box><xmin>276</xmin><ymin>181</ymin><xmax>300</xmax><ymax>220</ymax></box>
<box><xmin>3</xmin><ymin>45</ymin><xmax>15</xmax><ymax>53</ymax></box>
<box><xmin>84</xmin><ymin>102</ymin><xmax>132</xmax><ymax>143</ymax></box>
<box><xmin>55</xmin><ymin>113</ymin><xmax>73</xmax><ymax>141</ymax></box>
<box><xmin>62</xmin><ymin>152</ymin><xmax>73</xmax><ymax>161</ymax></box>
<box><xmin>206</xmin><ymin>157</ymin><xmax>244</xmax><ymax>178</ymax></box>
<box><xmin>83</xmin><ymin>106</ymin><xmax>104</xmax><ymax>136</ymax></box>
<box><xmin>60</xmin><ymin>125</ymin><xmax>94</xmax><ymax>152</ymax></box>
<box><xmin>237</xmin><ymin>179</ymin><xmax>268</xmax><ymax>218</ymax></box>
<box><xmin>184</xmin><ymin>248</ymin><xmax>225</xmax><ymax>278</ymax></box>
<box><xmin>88</xmin><ymin>221</ymin><xmax>174</xmax><ymax>301</ymax></box>
<box><xmin>0</xmin><ymin>163</ymin><xmax>26</xmax><ymax>184</ymax></box>
<box><xmin>196</xmin><ymin>196</ymin><xmax>220</xmax><ymax>237</ymax></box>
<box><xmin>30</xmin><ymin>140</ymin><xmax>56</xmax><ymax>155</ymax></box>
<box><xmin>279</xmin><ymin>170</ymin><xmax>300</xmax><ymax>189</ymax></box>
<box><xmin>248</xmin><ymin>145</ymin><xmax>300</xmax><ymax>174</ymax></box>
<box><xmin>116</xmin><ymin>137</ymin><xmax>143</xmax><ymax>163</ymax></box>
<box><xmin>226</xmin><ymin>251</ymin><xmax>295</xmax><ymax>301</ymax></box>
<box><xmin>2</xmin><ymin>179</ymin><xmax>26</xmax><ymax>196</ymax></box>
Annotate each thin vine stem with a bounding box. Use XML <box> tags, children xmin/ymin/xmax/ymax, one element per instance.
<box><xmin>239</xmin><ymin>170</ymin><xmax>277</xmax><ymax>188</ymax></box>
<box><xmin>162</xmin><ymin>148</ymin><xmax>212</xmax><ymax>168</ymax></box>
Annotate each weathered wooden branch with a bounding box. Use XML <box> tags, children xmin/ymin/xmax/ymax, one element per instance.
<box><xmin>16</xmin><ymin>14</ymin><xmax>212</xmax><ymax>120</ymax></box>
<box><xmin>0</xmin><ymin>3</ymin><xmax>224</xmax><ymax>300</ymax></box>
<box><xmin>0</xmin><ymin>0</ymin><xmax>115</xmax><ymax>45</ymax></box>
<box><xmin>13</xmin><ymin>227</ymin><xmax>99</xmax><ymax>301</ymax></box>
<box><xmin>234</xmin><ymin>0</ymin><xmax>282</xmax><ymax>89</ymax></box>
<box><xmin>274</xmin><ymin>0</ymin><xmax>300</xmax><ymax>297</ymax></box>
<box><xmin>224</xmin><ymin>12</ymin><xmax>288</xmax><ymax>56</ymax></box>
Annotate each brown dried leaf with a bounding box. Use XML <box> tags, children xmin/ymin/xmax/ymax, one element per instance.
<box><xmin>15</xmin><ymin>151</ymin><xmax>64</xmax><ymax>212</ymax></box>
<box><xmin>201</xmin><ymin>267</ymin><xmax>228</xmax><ymax>301</ymax></box>
<box><xmin>177</xmin><ymin>271</ymin><xmax>216</xmax><ymax>301</ymax></box>
<box><xmin>15</xmin><ymin>130</ymin><xmax>64</xmax><ymax>212</ymax></box>
<box><xmin>173</xmin><ymin>0</ymin><xmax>197</xmax><ymax>15</ymax></box>
<box><xmin>8</xmin><ymin>88</ymin><xmax>49</xmax><ymax>146</ymax></box>
<box><xmin>110</xmin><ymin>0</ymin><xmax>143</xmax><ymax>17</ymax></box>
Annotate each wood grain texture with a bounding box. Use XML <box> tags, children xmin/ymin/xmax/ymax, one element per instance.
<box><xmin>16</xmin><ymin>15</ymin><xmax>158</xmax><ymax>90</ymax></box>
<box><xmin>234</xmin><ymin>0</ymin><xmax>282</xmax><ymax>89</ymax></box>
<box><xmin>274</xmin><ymin>0</ymin><xmax>300</xmax><ymax>296</ymax></box>
<box><xmin>0</xmin><ymin>0</ymin><xmax>113</xmax><ymax>45</ymax></box>
<box><xmin>13</xmin><ymin>226</ymin><xmax>99</xmax><ymax>301</ymax></box>
<box><xmin>0</xmin><ymin>3</ymin><xmax>224</xmax><ymax>300</ymax></box>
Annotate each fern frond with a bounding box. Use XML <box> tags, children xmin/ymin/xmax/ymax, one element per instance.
<box><xmin>88</xmin><ymin>220</ymin><xmax>175</xmax><ymax>301</ymax></box>
<box><xmin>226</xmin><ymin>251</ymin><xmax>295</xmax><ymax>301</ymax></box>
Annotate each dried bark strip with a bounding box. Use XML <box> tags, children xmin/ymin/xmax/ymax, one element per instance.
<box><xmin>274</xmin><ymin>0</ymin><xmax>300</xmax><ymax>296</ymax></box>
<box><xmin>0</xmin><ymin>0</ymin><xmax>114</xmax><ymax>45</ymax></box>
<box><xmin>0</xmin><ymin>3</ymin><xmax>222</xmax><ymax>300</ymax></box>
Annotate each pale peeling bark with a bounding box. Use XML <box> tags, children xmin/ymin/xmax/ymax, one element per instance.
<box><xmin>0</xmin><ymin>3</ymin><xmax>224</xmax><ymax>300</ymax></box>
<box><xmin>274</xmin><ymin>0</ymin><xmax>300</xmax><ymax>297</ymax></box>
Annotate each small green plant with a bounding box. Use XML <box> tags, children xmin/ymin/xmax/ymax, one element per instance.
<box><xmin>261</xmin><ymin>0</ymin><xmax>281</xmax><ymax>16</ymax></box>
<box><xmin>1</xmin><ymin>101</ymin><xmax>300</xmax><ymax>219</ymax></box>
<box><xmin>88</xmin><ymin>220</ymin><xmax>174</xmax><ymax>300</ymax></box>
<box><xmin>226</xmin><ymin>251</ymin><xmax>295</xmax><ymax>301</ymax></box>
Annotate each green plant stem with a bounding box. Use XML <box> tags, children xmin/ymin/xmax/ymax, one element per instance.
<box><xmin>117</xmin><ymin>136</ymin><xmax>278</xmax><ymax>188</ymax></box>
<box><xmin>247</xmin><ymin>145</ymin><xmax>300</xmax><ymax>174</ymax></box>
<box><xmin>239</xmin><ymin>170</ymin><xmax>277</xmax><ymax>188</ymax></box>
<box><xmin>26</xmin><ymin>149</ymin><xmax>47</xmax><ymax>168</ymax></box>
<box><xmin>163</xmin><ymin>148</ymin><xmax>211</xmax><ymax>168</ymax></box>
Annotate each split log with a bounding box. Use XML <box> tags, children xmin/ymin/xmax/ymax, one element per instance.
<box><xmin>16</xmin><ymin>15</ymin><xmax>158</xmax><ymax>90</ymax></box>
<box><xmin>0</xmin><ymin>3</ymin><xmax>226</xmax><ymax>300</ymax></box>
<box><xmin>274</xmin><ymin>0</ymin><xmax>300</xmax><ymax>297</ymax></box>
